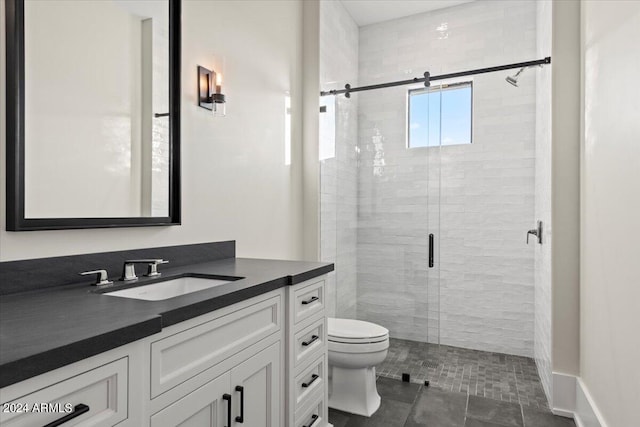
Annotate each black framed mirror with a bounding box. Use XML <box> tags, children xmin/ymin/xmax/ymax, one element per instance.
<box><xmin>5</xmin><ymin>0</ymin><xmax>181</xmax><ymax>231</ymax></box>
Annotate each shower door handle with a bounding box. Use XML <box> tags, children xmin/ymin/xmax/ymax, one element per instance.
<box><xmin>428</xmin><ymin>234</ymin><xmax>434</xmax><ymax>268</ymax></box>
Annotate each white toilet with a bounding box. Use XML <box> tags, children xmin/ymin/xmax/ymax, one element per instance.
<box><xmin>327</xmin><ymin>317</ymin><xmax>389</xmax><ymax>417</ymax></box>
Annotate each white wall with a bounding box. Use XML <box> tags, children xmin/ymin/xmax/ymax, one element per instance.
<box><xmin>580</xmin><ymin>1</ymin><xmax>640</xmax><ymax>426</ymax></box>
<box><xmin>302</xmin><ymin>0</ymin><xmax>321</xmax><ymax>262</ymax></box>
<box><xmin>0</xmin><ymin>0</ymin><xmax>304</xmax><ymax>262</ymax></box>
<box><xmin>355</xmin><ymin>0</ymin><xmax>537</xmax><ymax>356</ymax></box>
<box><xmin>550</xmin><ymin>0</ymin><xmax>581</xmax><ymax>381</ymax></box>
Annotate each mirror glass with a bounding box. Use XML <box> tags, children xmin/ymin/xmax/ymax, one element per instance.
<box><xmin>23</xmin><ymin>0</ymin><xmax>170</xmax><ymax>218</ymax></box>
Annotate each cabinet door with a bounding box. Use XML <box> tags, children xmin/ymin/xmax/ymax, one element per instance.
<box><xmin>230</xmin><ymin>342</ymin><xmax>281</xmax><ymax>427</ymax></box>
<box><xmin>150</xmin><ymin>372</ymin><xmax>231</xmax><ymax>427</ymax></box>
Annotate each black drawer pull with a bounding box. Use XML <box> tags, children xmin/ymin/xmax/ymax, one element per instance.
<box><xmin>303</xmin><ymin>414</ymin><xmax>319</xmax><ymax>427</ymax></box>
<box><xmin>223</xmin><ymin>394</ymin><xmax>232</xmax><ymax>427</ymax></box>
<box><xmin>301</xmin><ymin>296</ymin><xmax>319</xmax><ymax>305</ymax></box>
<box><xmin>43</xmin><ymin>404</ymin><xmax>89</xmax><ymax>427</ymax></box>
<box><xmin>235</xmin><ymin>385</ymin><xmax>245</xmax><ymax>423</ymax></box>
<box><xmin>302</xmin><ymin>374</ymin><xmax>319</xmax><ymax>388</ymax></box>
<box><xmin>302</xmin><ymin>335</ymin><xmax>319</xmax><ymax>347</ymax></box>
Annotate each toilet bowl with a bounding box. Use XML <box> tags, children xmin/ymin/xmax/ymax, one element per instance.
<box><xmin>327</xmin><ymin>317</ymin><xmax>389</xmax><ymax>417</ymax></box>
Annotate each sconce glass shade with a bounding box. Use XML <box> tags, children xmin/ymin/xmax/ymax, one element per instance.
<box><xmin>212</xmin><ymin>93</ymin><xmax>226</xmax><ymax>117</ymax></box>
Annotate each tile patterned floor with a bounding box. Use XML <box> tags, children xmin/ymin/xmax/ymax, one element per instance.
<box><xmin>329</xmin><ymin>377</ymin><xmax>576</xmax><ymax>427</ymax></box>
<box><xmin>375</xmin><ymin>338</ymin><xmax>549</xmax><ymax>410</ymax></box>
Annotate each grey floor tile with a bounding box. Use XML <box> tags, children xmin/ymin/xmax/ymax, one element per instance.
<box><xmin>465</xmin><ymin>419</ymin><xmax>511</xmax><ymax>427</ymax></box>
<box><xmin>328</xmin><ymin>408</ymin><xmax>351</xmax><ymax>427</ymax></box>
<box><xmin>404</xmin><ymin>387</ymin><xmax>467</xmax><ymax>427</ymax></box>
<box><xmin>466</xmin><ymin>395</ymin><xmax>524</xmax><ymax>427</ymax></box>
<box><xmin>377</xmin><ymin>338</ymin><xmax>549</xmax><ymax>410</ymax></box>
<box><xmin>345</xmin><ymin>398</ymin><xmax>412</xmax><ymax>427</ymax></box>
<box><xmin>521</xmin><ymin>406</ymin><xmax>576</xmax><ymax>427</ymax></box>
<box><xmin>376</xmin><ymin>376</ymin><xmax>422</xmax><ymax>404</ymax></box>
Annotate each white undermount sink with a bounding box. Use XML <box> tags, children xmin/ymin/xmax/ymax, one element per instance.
<box><xmin>105</xmin><ymin>276</ymin><xmax>238</xmax><ymax>301</ymax></box>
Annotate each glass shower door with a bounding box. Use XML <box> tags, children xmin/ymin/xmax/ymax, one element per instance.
<box><xmin>408</xmin><ymin>82</ymin><xmax>444</xmax><ymax>347</ymax></box>
<box><xmin>354</xmin><ymin>84</ymin><xmax>434</xmax><ymax>348</ymax></box>
<box><xmin>421</xmin><ymin>79</ymin><xmax>475</xmax><ymax>351</ymax></box>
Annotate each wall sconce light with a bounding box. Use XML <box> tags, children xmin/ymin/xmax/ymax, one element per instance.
<box><xmin>198</xmin><ymin>65</ymin><xmax>226</xmax><ymax>117</ymax></box>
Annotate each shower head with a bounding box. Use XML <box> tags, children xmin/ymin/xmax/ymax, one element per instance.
<box><xmin>505</xmin><ymin>75</ymin><xmax>519</xmax><ymax>87</ymax></box>
<box><xmin>505</xmin><ymin>67</ymin><xmax>526</xmax><ymax>87</ymax></box>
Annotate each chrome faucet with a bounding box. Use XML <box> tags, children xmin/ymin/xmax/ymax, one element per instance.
<box><xmin>145</xmin><ymin>259</ymin><xmax>169</xmax><ymax>277</ymax></box>
<box><xmin>79</xmin><ymin>269</ymin><xmax>113</xmax><ymax>287</ymax></box>
<box><xmin>121</xmin><ymin>259</ymin><xmax>169</xmax><ymax>282</ymax></box>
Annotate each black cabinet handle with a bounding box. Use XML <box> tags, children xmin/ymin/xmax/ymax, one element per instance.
<box><xmin>301</xmin><ymin>296</ymin><xmax>319</xmax><ymax>305</ymax></box>
<box><xmin>428</xmin><ymin>233</ymin><xmax>434</xmax><ymax>268</ymax></box>
<box><xmin>43</xmin><ymin>404</ymin><xmax>89</xmax><ymax>427</ymax></box>
<box><xmin>154</xmin><ymin>113</ymin><xmax>170</xmax><ymax>118</ymax></box>
<box><xmin>302</xmin><ymin>374</ymin><xmax>319</xmax><ymax>388</ymax></box>
<box><xmin>235</xmin><ymin>385</ymin><xmax>244</xmax><ymax>423</ymax></box>
<box><xmin>303</xmin><ymin>414</ymin><xmax>319</xmax><ymax>427</ymax></box>
<box><xmin>302</xmin><ymin>334</ymin><xmax>319</xmax><ymax>347</ymax></box>
<box><xmin>223</xmin><ymin>394</ymin><xmax>232</xmax><ymax>427</ymax></box>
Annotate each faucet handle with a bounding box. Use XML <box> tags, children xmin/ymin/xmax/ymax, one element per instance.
<box><xmin>526</xmin><ymin>229</ymin><xmax>538</xmax><ymax>244</ymax></box>
<box><xmin>526</xmin><ymin>220</ymin><xmax>543</xmax><ymax>245</ymax></box>
<box><xmin>123</xmin><ymin>259</ymin><xmax>169</xmax><ymax>278</ymax></box>
<box><xmin>146</xmin><ymin>259</ymin><xmax>169</xmax><ymax>277</ymax></box>
<box><xmin>80</xmin><ymin>269</ymin><xmax>113</xmax><ymax>287</ymax></box>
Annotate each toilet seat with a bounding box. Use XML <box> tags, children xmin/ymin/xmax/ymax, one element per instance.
<box><xmin>328</xmin><ymin>318</ymin><xmax>389</xmax><ymax>344</ymax></box>
<box><xmin>329</xmin><ymin>339</ymin><xmax>389</xmax><ymax>354</ymax></box>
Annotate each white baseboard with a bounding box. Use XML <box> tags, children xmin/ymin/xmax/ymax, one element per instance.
<box><xmin>552</xmin><ymin>372</ymin><xmax>576</xmax><ymax>415</ymax></box>
<box><xmin>551</xmin><ymin>372</ymin><xmax>608</xmax><ymax>427</ymax></box>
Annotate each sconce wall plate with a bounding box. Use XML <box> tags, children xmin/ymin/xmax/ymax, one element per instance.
<box><xmin>198</xmin><ymin>65</ymin><xmax>214</xmax><ymax>110</ymax></box>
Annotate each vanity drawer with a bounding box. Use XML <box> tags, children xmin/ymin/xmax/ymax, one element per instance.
<box><xmin>0</xmin><ymin>357</ymin><xmax>128</xmax><ymax>427</ymax></box>
<box><xmin>294</xmin><ymin>318</ymin><xmax>325</xmax><ymax>369</ymax></box>
<box><xmin>151</xmin><ymin>294</ymin><xmax>281</xmax><ymax>398</ymax></box>
<box><xmin>294</xmin><ymin>355</ymin><xmax>325</xmax><ymax>412</ymax></box>
<box><xmin>293</xmin><ymin>280</ymin><xmax>325</xmax><ymax>325</ymax></box>
<box><xmin>294</xmin><ymin>393</ymin><xmax>325</xmax><ymax>427</ymax></box>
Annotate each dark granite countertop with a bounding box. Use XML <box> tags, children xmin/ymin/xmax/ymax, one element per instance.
<box><xmin>0</xmin><ymin>257</ymin><xmax>333</xmax><ymax>388</ymax></box>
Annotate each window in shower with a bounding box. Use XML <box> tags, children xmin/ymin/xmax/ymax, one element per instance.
<box><xmin>407</xmin><ymin>81</ymin><xmax>473</xmax><ymax>148</ymax></box>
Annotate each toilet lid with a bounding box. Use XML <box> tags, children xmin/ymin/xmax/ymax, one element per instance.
<box><xmin>328</xmin><ymin>318</ymin><xmax>389</xmax><ymax>341</ymax></box>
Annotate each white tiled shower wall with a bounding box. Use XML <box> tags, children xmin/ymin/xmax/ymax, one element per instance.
<box><xmin>320</xmin><ymin>0</ymin><xmax>542</xmax><ymax>358</ymax></box>
<box><xmin>355</xmin><ymin>1</ymin><xmax>537</xmax><ymax>357</ymax></box>
<box><xmin>319</xmin><ymin>0</ymin><xmax>359</xmax><ymax>319</ymax></box>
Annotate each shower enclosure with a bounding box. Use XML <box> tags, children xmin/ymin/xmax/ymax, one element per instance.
<box><xmin>319</xmin><ymin>0</ymin><xmax>552</xmax><ymax>407</ymax></box>
<box><xmin>322</xmin><ymin>61</ymin><xmax>539</xmax><ymax>350</ymax></box>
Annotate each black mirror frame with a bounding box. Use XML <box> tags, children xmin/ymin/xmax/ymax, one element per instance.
<box><xmin>5</xmin><ymin>0</ymin><xmax>181</xmax><ymax>231</ymax></box>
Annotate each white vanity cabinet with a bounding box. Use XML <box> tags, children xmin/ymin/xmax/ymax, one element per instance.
<box><xmin>285</xmin><ymin>277</ymin><xmax>328</xmax><ymax>427</ymax></box>
<box><xmin>150</xmin><ymin>342</ymin><xmax>280</xmax><ymax>427</ymax></box>
<box><xmin>0</xmin><ymin>275</ymin><xmax>330</xmax><ymax>427</ymax></box>
<box><xmin>147</xmin><ymin>291</ymin><xmax>284</xmax><ymax>427</ymax></box>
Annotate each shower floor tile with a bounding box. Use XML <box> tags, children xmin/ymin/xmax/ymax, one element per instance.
<box><xmin>376</xmin><ymin>338</ymin><xmax>549</xmax><ymax>410</ymax></box>
<box><xmin>328</xmin><ymin>377</ymin><xmax>575</xmax><ymax>427</ymax></box>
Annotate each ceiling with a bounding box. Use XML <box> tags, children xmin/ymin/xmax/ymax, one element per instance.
<box><xmin>341</xmin><ymin>0</ymin><xmax>475</xmax><ymax>26</ymax></box>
